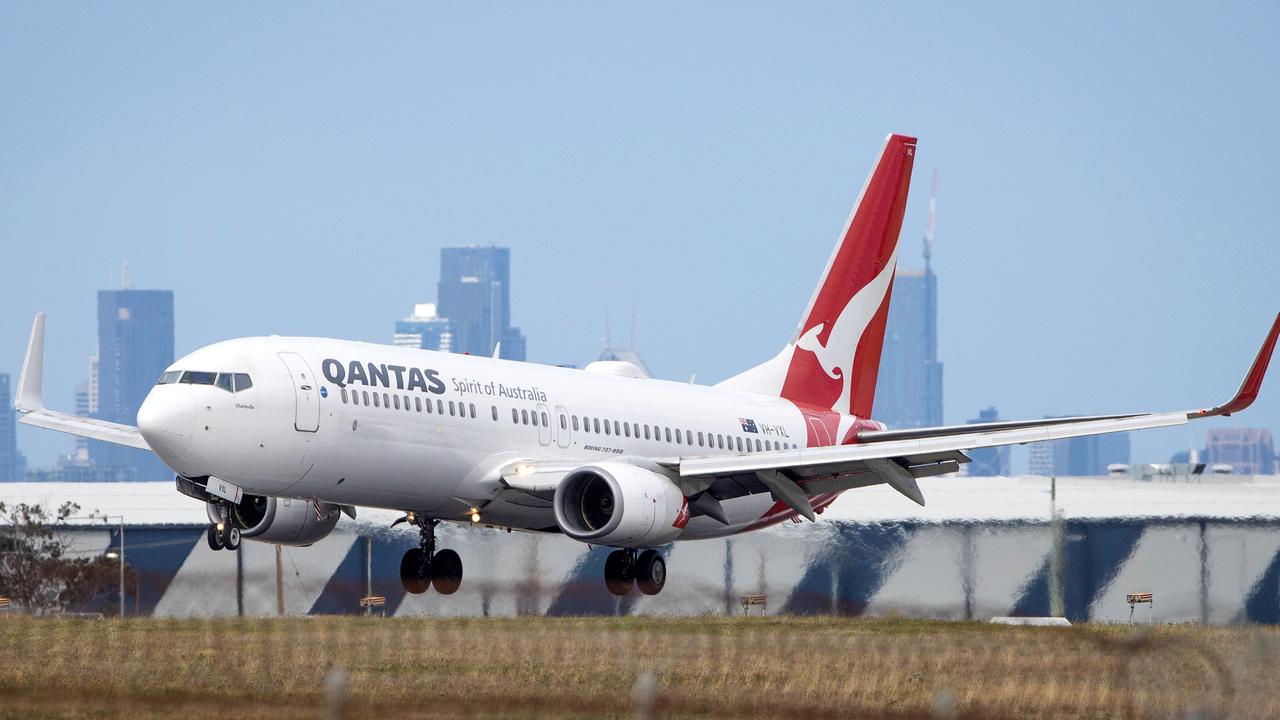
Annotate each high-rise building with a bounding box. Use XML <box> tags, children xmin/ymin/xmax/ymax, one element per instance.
<box><xmin>0</xmin><ymin>374</ymin><xmax>18</xmax><ymax>481</ymax></box>
<box><xmin>1028</xmin><ymin>423</ymin><xmax>1131</xmax><ymax>476</ymax></box>
<box><xmin>966</xmin><ymin>407</ymin><xmax>1010</xmax><ymax>476</ymax></box>
<box><xmin>873</xmin><ymin>239</ymin><xmax>942</xmax><ymax>428</ymax></box>
<box><xmin>394</xmin><ymin>303</ymin><xmax>453</xmax><ymax>352</ymax></box>
<box><xmin>1205</xmin><ymin>429</ymin><xmax>1275</xmax><ymax>475</ymax></box>
<box><xmin>436</xmin><ymin>246</ymin><xmax>526</xmax><ymax>361</ymax></box>
<box><xmin>92</xmin><ymin>289</ymin><xmax>174</xmax><ymax>481</ymax></box>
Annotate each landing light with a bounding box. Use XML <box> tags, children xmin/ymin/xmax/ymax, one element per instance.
<box><xmin>514</xmin><ymin>462</ymin><xmax>535</xmax><ymax>477</ymax></box>
<box><xmin>469</xmin><ymin>508</ymin><xmax>481</xmax><ymax>523</ymax></box>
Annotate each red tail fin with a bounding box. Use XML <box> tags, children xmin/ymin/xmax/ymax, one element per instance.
<box><xmin>720</xmin><ymin>134</ymin><xmax>917</xmax><ymax>418</ymax></box>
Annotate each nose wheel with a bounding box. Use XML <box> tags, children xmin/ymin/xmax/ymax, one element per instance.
<box><xmin>205</xmin><ymin>502</ymin><xmax>241</xmax><ymax>551</ymax></box>
<box><xmin>398</xmin><ymin>516</ymin><xmax>464</xmax><ymax>595</ymax></box>
<box><xmin>603</xmin><ymin>549</ymin><xmax>666</xmax><ymax>596</ymax></box>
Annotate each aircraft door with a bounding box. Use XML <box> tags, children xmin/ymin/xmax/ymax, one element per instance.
<box><xmin>278</xmin><ymin>352</ymin><xmax>320</xmax><ymax>433</ymax></box>
<box><xmin>807</xmin><ymin>416</ymin><xmax>833</xmax><ymax>447</ymax></box>
<box><xmin>554</xmin><ymin>406</ymin><xmax>571</xmax><ymax>448</ymax></box>
<box><xmin>535</xmin><ymin>403</ymin><xmax>552</xmax><ymax>446</ymax></box>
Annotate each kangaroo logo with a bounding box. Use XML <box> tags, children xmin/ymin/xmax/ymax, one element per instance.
<box><xmin>793</xmin><ymin>245</ymin><xmax>899</xmax><ymax>414</ymax></box>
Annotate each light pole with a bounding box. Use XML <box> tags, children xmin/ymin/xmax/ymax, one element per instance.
<box><xmin>98</xmin><ymin>515</ymin><xmax>125</xmax><ymax>619</ymax></box>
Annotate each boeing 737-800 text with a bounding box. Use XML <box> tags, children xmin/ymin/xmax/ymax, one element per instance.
<box><xmin>15</xmin><ymin>134</ymin><xmax>1280</xmax><ymax>596</ymax></box>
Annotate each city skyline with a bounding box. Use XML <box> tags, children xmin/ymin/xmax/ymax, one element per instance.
<box><xmin>3</xmin><ymin>4</ymin><xmax>1278</xmax><ymax>471</ymax></box>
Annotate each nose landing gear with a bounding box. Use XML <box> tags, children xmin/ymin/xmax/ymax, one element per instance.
<box><xmin>603</xmin><ymin>549</ymin><xmax>666</xmax><ymax>596</ymax></box>
<box><xmin>398</xmin><ymin>516</ymin><xmax>464</xmax><ymax>595</ymax></box>
<box><xmin>205</xmin><ymin>503</ymin><xmax>240</xmax><ymax>551</ymax></box>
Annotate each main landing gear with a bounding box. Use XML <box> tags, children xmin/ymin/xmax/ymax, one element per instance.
<box><xmin>603</xmin><ymin>549</ymin><xmax>666</xmax><ymax>596</ymax></box>
<box><xmin>206</xmin><ymin>503</ymin><xmax>240</xmax><ymax>551</ymax></box>
<box><xmin>399</xmin><ymin>517</ymin><xmax>463</xmax><ymax>595</ymax></box>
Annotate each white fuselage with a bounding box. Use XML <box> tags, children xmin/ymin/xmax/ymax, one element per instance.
<box><xmin>138</xmin><ymin>337</ymin><xmax>844</xmax><ymax>540</ymax></box>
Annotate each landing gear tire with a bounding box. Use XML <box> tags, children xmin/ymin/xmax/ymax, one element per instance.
<box><xmin>604</xmin><ymin>550</ymin><xmax>634</xmax><ymax>596</ymax></box>
<box><xmin>206</xmin><ymin>524</ymin><xmax>225</xmax><ymax>551</ymax></box>
<box><xmin>221</xmin><ymin>524</ymin><xmax>241</xmax><ymax>551</ymax></box>
<box><xmin>400</xmin><ymin>548</ymin><xmax>431</xmax><ymax>594</ymax></box>
<box><xmin>432</xmin><ymin>549</ymin><xmax>463</xmax><ymax>595</ymax></box>
<box><xmin>636</xmin><ymin>550</ymin><xmax>666</xmax><ymax>596</ymax></box>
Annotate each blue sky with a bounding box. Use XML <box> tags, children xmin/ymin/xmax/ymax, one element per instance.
<box><xmin>3</xmin><ymin>3</ymin><xmax>1278</xmax><ymax>470</ymax></box>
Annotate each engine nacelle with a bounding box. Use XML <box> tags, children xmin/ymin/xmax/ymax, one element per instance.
<box><xmin>553</xmin><ymin>461</ymin><xmax>688</xmax><ymax>547</ymax></box>
<box><xmin>206</xmin><ymin>495</ymin><xmax>340</xmax><ymax>547</ymax></box>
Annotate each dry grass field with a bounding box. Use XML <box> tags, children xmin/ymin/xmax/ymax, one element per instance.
<box><xmin>0</xmin><ymin>615</ymin><xmax>1277</xmax><ymax>719</ymax></box>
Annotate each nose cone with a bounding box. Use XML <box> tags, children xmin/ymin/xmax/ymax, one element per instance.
<box><xmin>137</xmin><ymin>388</ymin><xmax>194</xmax><ymax>465</ymax></box>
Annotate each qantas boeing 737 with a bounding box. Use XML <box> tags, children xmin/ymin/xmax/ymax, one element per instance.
<box><xmin>14</xmin><ymin>134</ymin><xmax>1280</xmax><ymax>596</ymax></box>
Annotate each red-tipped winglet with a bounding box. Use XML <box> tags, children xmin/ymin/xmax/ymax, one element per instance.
<box><xmin>1190</xmin><ymin>312</ymin><xmax>1280</xmax><ymax>419</ymax></box>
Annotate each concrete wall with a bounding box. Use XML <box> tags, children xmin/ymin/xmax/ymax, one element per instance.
<box><xmin>53</xmin><ymin>518</ymin><xmax>1280</xmax><ymax>623</ymax></box>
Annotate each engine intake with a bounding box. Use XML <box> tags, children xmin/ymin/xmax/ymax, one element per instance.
<box><xmin>207</xmin><ymin>494</ymin><xmax>339</xmax><ymax>547</ymax></box>
<box><xmin>554</xmin><ymin>462</ymin><xmax>687</xmax><ymax>547</ymax></box>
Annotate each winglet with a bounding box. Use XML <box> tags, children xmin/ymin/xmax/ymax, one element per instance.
<box><xmin>1190</xmin><ymin>312</ymin><xmax>1280</xmax><ymax>419</ymax></box>
<box><xmin>16</xmin><ymin>313</ymin><xmax>46</xmax><ymax>413</ymax></box>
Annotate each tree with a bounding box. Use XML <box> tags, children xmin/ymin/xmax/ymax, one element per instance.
<box><xmin>0</xmin><ymin>501</ymin><xmax>132</xmax><ymax>614</ymax></box>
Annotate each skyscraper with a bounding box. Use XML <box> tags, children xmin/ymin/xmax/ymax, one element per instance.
<box><xmin>1205</xmin><ymin>429</ymin><xmax>1275</xmax><ymax>474</ymax></box>
<box><xmin>436</xmin><ymin>246</ymin><xmax>526</xmax><ymax>360</ymax></box>
<box><xmin>0</xmin><ymin>374</ymin><xmax>18</xmax><ymax>481</ymax></box>
<box><xmin>92</xmin><ymin>289</ymin><xmax>174</xmax><ymax>480</ymax></box>
<box><xmin>1028</xmin><ymin>426</ymin><xmax>1131</xmax><ymax>476</ymax></box>
<box><xmin>965</xmin><ymin>407</ymin><xmax>1010</xmax><ymax>476</ymax></box>
<box><xmin>873</xmin><ymin>238</ymin><xmax>943</xmax><ymax>428</ymax></box>
<box><xmin>394</xmin><ymin>303</ymin><xmax>453</xmax><ymax>352</ymax></box>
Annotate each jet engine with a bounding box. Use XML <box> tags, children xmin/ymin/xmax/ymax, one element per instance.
<box><xmin>206</xmin><ymin>494</ymin><xmax>340</xmax><ymax>547</ymax></box>
<box><xmin>553</xmin><ymin>461</ymin><xmax>688</xmax><ymax>547</ymax></box>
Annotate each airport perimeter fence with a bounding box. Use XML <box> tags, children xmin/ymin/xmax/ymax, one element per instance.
<box><xmin>0</xmin><ymin>614</ymin><xmax>1278</xmax><ymax>719</ymax></box>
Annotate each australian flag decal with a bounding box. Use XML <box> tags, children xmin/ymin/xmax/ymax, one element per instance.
<box><xmin>739</xmin><ymin>418</ymin><xmax>759</xmax><ymax>433</ymax></box>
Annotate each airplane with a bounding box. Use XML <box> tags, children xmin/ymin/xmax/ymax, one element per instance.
<box><xmin>13</xmin><ymin>133</ymin><xmax>1280</xmax><ymax>597</ymax></box>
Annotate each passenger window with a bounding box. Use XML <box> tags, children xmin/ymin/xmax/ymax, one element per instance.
<box><xmin>664</xmin><ymin>427</ymin><xmax>672</xmax><ymax>443</ymax></box>
<box><xmin>755</xmin><ymin>438</ymin><xmax>763</xmax><ymax>451</ymax></box>
<box><xmin>233</xmin><ymin>374</ymin><xmax>253</xmax><ymax>391</ymax></box>
<box><xmin>492</xmin><ymin>406</ymin><xmax>499</xmax><ymax>421</ymax></box>
<box><xmin>560</xmin><ymin>415</ymin><xmax>567</xmax><ymax>430</ymax></box>
<box><xmin>383</xmin><ymin>393</ymin><xmax>390</xmax><ymax>408</ymax></box>
<box><xmin>471</xmin><ymin>404</ymin><xmax>477</xmax><ymax>419</ymax></box>
<box><xmin>540</xmin><ymin>412</ymin><xmax>547</xmax><ymax>426</ymax></box>
<box><xmin>437</xmin><ymin>399</ymin><xmax>444</xmax><ymax>415</ymax></box>
<box><xmin>341</xmin><ymin>388</ymin><xmax>349</xmax><ymax>404</ymax></box>
<box><xmin>521</xmin><ymin>409</ymin><xmax>529</xmax><ymax>425</ymax></box>
<box><xmin>415</xmin><ymin>397</ymin><xmax>421</xmax><ymax>412</ymax></box>
<box><xmin>603</xmin><ymin>420</ymin><xmax>611</xmax><ymax>436</ymax></box>
<box><xmin>157</xmin><ymin>371</ymin><xmax>182</xmax><ymax>385</ymax></box>
<box><xmin>697</xmin><ymin>431</ymin><xmax>704</xmax><ymax>447</ymax></box>
<box><xmin>717</xmin><ymin>434</ymin><xmax>724</xmax><ymax>449</ymax></box>
<box><xmin>572</xmin><ymin>416</ymin><xmax>580</xmax><ymax>431</ymax></box>
<box><xmin>373</xmin><ymin>393</ymin><xmax>380</xmax><ymax>408</ymax></box>
<box><xmin>613</xmin><ymin>421</ymin><xmax>620</xmax><ymax>436</ymax></box>
<box><xmin>531</xmin><ymin>412</ymin><xmax>539</xmax><ymax>427</ymax></box>
<box><xmin>624</xmin><ymin>423</ymin><xmax>631</xmax><ymax>438</ymax></box>
<box><xmin>362</xmin><ymin>391</ymin><xmax>370</xmax><ymax>405</ymax></box>
<box><xmin>216</xmin><ymin>373</ymin><xmax>234</xmax><ymax>392</ymax></box>
<box><xmin>449</xmin><ymin>401</ymin><xmax>456</xmax><ymax>416</ymax></box>
<box><xmin>675</xmin><ymin>430</ymin><xmax>682</xmax><ymax>445</ymax></box>
<box><xmin>512</xmin><ymin>408</ymin><xmax>519</xmax><ymax>423</ymax></box>
<box><xmin>593</xmin><ymin>418</ymin><xmax>601</xmax><ymax>433</ymax></box>
<box><xmin>644</xmin><ymin>425</ymin><xmax>651</xmax><ymax>440</ymax></box>
<box><xmin>735</xmin><ymin>437</ymin><xmax>743</xmax><ymax>452</ymax></box>
<box><xmin>393</xmin><ymin>395</ymin><xmax>401</xmax><ymax>410</ymax></box>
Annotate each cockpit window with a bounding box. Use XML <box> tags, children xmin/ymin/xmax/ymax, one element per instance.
<box><xmin>233</xmin><ymin>374</ymin><xmax>252</xmax><ymax>391</ymax></box>
<box><xmin>216</xmin><ymin>373</ymin><xmax>234</xmax><ymax>392</ymax></box>
<box><xmin>157</xmin><ymin>371</ymin><xmax>182</xmax><ymax>385</ymax></box>
<box><xmin>180</xmin><ymin>371</ymin><xmax>217</xmax><ymax>385</ymax></box>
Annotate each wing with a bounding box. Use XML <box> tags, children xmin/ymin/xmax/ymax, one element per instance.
<box><xmin>669</xmin><ymin>312</ymin><xmax>1280</xmax><ymax>521</ymax></box>
<box><xmin>14</xmin><ymin>313</ymin><xmax>150</xmax><ymax>450</ymax></box>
